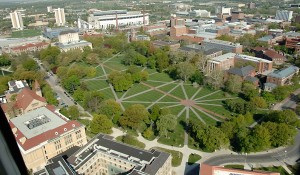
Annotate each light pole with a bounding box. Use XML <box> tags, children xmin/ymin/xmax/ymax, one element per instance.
<box><xmin>284</xmin><ymin>150</ymin><xmax>287</xmax><ymax>163</ymax></box>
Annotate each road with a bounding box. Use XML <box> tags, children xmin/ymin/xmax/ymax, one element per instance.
<box><xmin>34</xmin><ymin>58</ymin><xmax>91</xmax><ymax>117</ymax></box>
<box><xmin>203</xmin><ymin>131</ymin><xmax>300</xmax><ymax>166</ymax></box>
<box><xmin>273</xmin><ymin>88</ymin><xmax>300</xmax><ymax>110</ymax></box>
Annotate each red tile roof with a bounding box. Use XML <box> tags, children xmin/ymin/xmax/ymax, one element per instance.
<box><xmin>11</xmin><ymin>42</ymin><xmax>49</xmax><ymax>51</ymax></box>
<box><xmin>200</xmin><ymin>164</ymin><xmax>280</xmax><ymax>175</ymax></box>
<box><xmin>15</xmin><ymin>88</ymin><xmax>46</xmax><ymax>110</ymax></box>
<box><xmin>264</xmin><ymin>50</ymin><xmax>285</xmax><ymax>59</ymax></box>
<box><xmin>10</xmin><ymin>120</ymin><xmax>82</xmax><ymax>151</ymax></box>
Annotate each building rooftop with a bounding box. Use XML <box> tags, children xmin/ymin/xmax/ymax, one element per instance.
<box><xmin>268</xmin><ymin>66</ymin><xmax>299</xmax><ymax>79</ymax></box>
<box><xmin>59</xmin><ymin>30</ymin><xmax>78</xmax><ymax>35</ymax></box>
<box><xmin>68</xmin><ymin>134</ymin><xmax>170</xmax><ymax>175</ymax></box>
<box><xmin>7</xmin><ymin>80</ymin><xmax>29</xmax><ymax>94</ymax></box>
<box><xmin>203</xmin><ymin>39</ymin><xmax>242</xmax><ymax>47</ymax></box>
<box><xmin>152</xmin><ymin>40</ymin><xmax>179</xmax><ymax>46</ymax></box>
<box><xmin>56</xmin><ymin>40</ymin><xmax>92</xmax><ymax>49</ymax></box>
<box><xmin>235</xmin><ymin>54</ymin><xmax>272</xmax><ymax>63</ymax></box>
<box><xmin>228</xmin><ymin>65</ymin><xmax>255</xmax><ymax>77</ymax></box>
<box><xmin>10</xmin><ymin>107</ymin><xmax>67</xmax><ymax>139</ymax></box>
<box><xmin>9</xmin><ymin>107</ymin><xmax>83</xmax><ymax>151</ymax></box>
<box><xmin>179</xmin><ymin>44</ymin><xmax>222</xmax><ymax>56</ymax></box>
<box><xmin>210</xmin><ymin>52</ymin><xmax>236</xmax><ymax>62</ymax></box>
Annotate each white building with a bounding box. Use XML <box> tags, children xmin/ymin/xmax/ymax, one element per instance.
<box><xmin>190</xmin><ymin>9</ymin><xmax>211</xmax><ymax>17</ymax></box>
<box><xmin>10</xmin><ymin>11</ymin><xmax>24</xmax><ymax>30</ymax></box>
<box><xmin>54</xmin><ymin>8</ymin><xmax>66</xmax><ymax>26</ymax></box>
<box><xmin>56</xmin><ymin>30</ymin><xmax>92</xmax><ymax>52</ymax></box>
<box><xmin>275</xmin><ymin>10</ymin><xmax>293</xmax><ymax>22</ymax></box>
<box><xmin>86</xmin><ymin>10</ymin><xmax>149</xmax><ymax>30</ymax></box>
<box><xmin>47</xmin><ymin>6</ymin><xmax>53</xmax><ymax>13</ymax></box>
<box><xmin>215</xmin><ymin>6</ymin><xmax>231</xmax><ymax>15</ymax></box>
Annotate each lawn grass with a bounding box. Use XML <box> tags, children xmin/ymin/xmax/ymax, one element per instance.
<box><xmin>169</xmin><ymin>85</ymin><xmax>186</xmax><ymax>99</ymax></box>
<box><xmin>157</xmin><ymin>115</ymin><xmax>185</xmax><ymax>147</ymax></box>
<box><xmin>254</xmin><ymin>166</ymin><xmax>288</xmax><ymax>175</ymax></box>
<box><xmin>168</xmin><ymin>105</ymin><xmax>186</xmax><ymax>116</ymax></box>
<box><xmin>188</xmin><ymin>153</ymin><xmax>202</xmax><ymax>165</ymax></box>
<box><xmin>0</xmin><ymin>70</ymin><xmax>12</xmax><ymax>76</ymax></box>
<box><xmin>77</xmin><ymin>119</ymin><xmax>91</xmax><ymax>126</ymax></box>
<box><xmin>183</xmin><ymin>84</ymin><xmax>200</xmax><ymax>99</ymax></box>
<box><xmin>11</xmin><ymin>29</ymin><xmax>41</xmax><ymax>38</ymax></box>
<box><xmin>224</xmin><ymin>164</ymin><xmax>244</xmax><ymax>169</ymax></box>
<box><xmin>104</xmin><ymin>61</ymin><xmax>128</xmax><ymax>71</ymax></box>
<box><xmin>157</xmin><ymin>95</ymin><xmax>178</xmax><ymax>102</ymax></box>
<box><xmin>100</xmin><ymin>88</ymin><xmax>115</xmax><ymax>99</ymax></box>
<box><xmin>123</xmin><ymin>84</ymin><xmax>151</xmax><ymax>98</ymax></box>
<box><xmin>158</xmin><ymin>83</ymin><xmax>179</xmax><ymax>93</ymax></box>
<box><xmin>192</xmin><ymin>87</ymin><xmax>219</xmax><ymax>100</ymax></box>
<box><xmin>85</xmin><ymin>80</ymin><xmax>109</xmax><ymax>91</ymax></box>
<box><xmin>144</xmin><ymin>80</ymin><xmax>167</xmax><ymax>87</ymax></box>
<box><xmin>144</xmin><ymin>68</ymin><xmax>157</xmax><ymax>74</ymax></box>
<box><xmin>197</xmin><ymin>104</ymin><xmax>231</xmax><ymax>118</ymax></box>
<box><xmin>148</xmin><ymin>72</ymin><xmax>174</xmax><ymax>82</ymax></box>
<box><xmin>191</xmin><ymin>106</ymin><xmax>221</xmax><ymax>125</ymax></box>
<box><xmin>126</xmin><ymin>90</ymin><xmax>164</xmax><ymax>102</ymax></box>
<box><xmin>95</xmin><ymin>66</ymin><xmax>105</xmax><ymax>77</ymax></box>
<box><xmin>153</xmin><ymin>147</ymin><xmax>183</xmax><ymax>167</ymax></box>
<box><xmin>115</xmin><ymin>135</ymin><xmax>145</xmax><ymax>149</ymax></box>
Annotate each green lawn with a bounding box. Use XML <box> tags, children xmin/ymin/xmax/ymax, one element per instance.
<box><xmin>169</xmin><ymin>85</ymin><xmax>186</xmax><ymax>99</ymax></box>
<box><xmin>148</xmin><ymin>72</ymin><xmax>173</xmax><ymax>82</ymax></box>
<box><xmin>144</xmin><ymin>80</ymin><xmax>167</xmax><ymax>87</ymax></box>
<box><xmin>11</xmin><ymin>29</ymin><xmax>41</xmax><ymax>38</ymax></box>
<box><xmin>192</xmin><ymin>87</ymin><xmax>219</xmax><ymax>100</ymax></box>
<box><xmin>125</xmin><ymin>90</ymin><xmax>164</xmax><ymax>103</ymax></box>
<box><xmin>254</xmin><ymin>166</ymin><xmax>288</xmax><ymax>175</ymax></box>
<box><xmin>157</xmin><ymin>95</ymin><xmax>178</xmax><ymax>102</ymax></box>
<box><xmin>100</xmin><ymin>88</ymin><xmax>115</xmax><ymax>100</ymax></box>
<box><xmin>157</xmin><ymin>115</ymin><xmax>185</xmax><ymax>147</ymax></box>
<box><xmin>123</xmin><ymin>84</ymin><xmax>151</xmax><ymax>98</ymax></box>
<box><xmin>116</xmin><ymin>135</ymin><xmax>146</xmax><ymax>149</ymax></box>
<box><xmin>224</xmin><ymin>164</ymin><xmax>244</xmax><ymax>169</ymax></box>
<box><xmin>95</xmin><ymin>66</ymin><xmax>105</xmax><ymax>76</ymax></box>
<box><xmin>104</xmin><ymin>61</ymin><xmax>128</xmax><ymax>71</ymax></box>
<box><xmin>158</xmin><ymin>83</ymin><xmax>179</xmax><ymax>93</ymax></box>
<box><xmin>85</xmin><ymin>80</ymin><xmax>109</xmax><ymax>91</ymax></box>
<box><xmin>188</xmin><ymin>153</ymin><xmax>202</xmax><ymax>165</ymax></box>
<box><xmin>190</xmin><ymin>107</ymin><xmax>218</xmax><ymax>125</ymax></box>
<box><xmin>198</xmin><ymin>104</ymin><xmax>231</xmax><ymax>118</ymax></box>
<box><xmin>153</xmin><ymin>147</ymin><xmax>183</xmax><ymax>167</ymax></box>
<box><xmin>183</xmin><ymin>85</ymin><xmax>200</xmax><ymax>99</ymax></box>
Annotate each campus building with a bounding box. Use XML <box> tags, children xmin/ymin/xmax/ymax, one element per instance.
<box><xmin>56</xmin><ymin>30</ymin><xmax>92</xmax><ymax>52</ymax></box>
<box><xmin>265</xmin><ymin>65</ymin><xmax>299</xmax><ymax>91</ymax></box>
<box><xmin>207</xmin><ymin>53</ymin><xmax>273</xmax><ymax>73</ymax></box>
<box><xmin>200</xmin><ymin>164</ymin><xmax>280</xmax><ymax>175</ymax></box>
<box><xmin>7</xmin><ymin>42</ymin><xmax>49</xmax><ymax>55</ymax></box>
<box><xmin>9</xmin><ymin>106</ymin><xmax>87</xmax><ymax>172</ymax></box>
<box><xmin>40</xmin><ymin>134</ymin><xmax>172</xmax><ymax>175</ymax></box>
<box><xmin>202</xmin><ymin>39</ymin><xmax>243</xmax><ymax>54</ymax></box>
<box><xmin>275</xmin><ymin>10</ymin><xmax>293</xmax><ymax>22</ymax></box>
<box><xmin>86</xmin><ymin>10</ymin><xmax>149</xmax><ymax>30</ymax></box>
<box><xmin>54</xmin><ymin>8</ymin><xmax>66</xmax><ymax>26</ymax></box>
<box><xmin>10</xmin><ymin>11</ymin><xmax>24</xmax><ymax>30</ymax></box>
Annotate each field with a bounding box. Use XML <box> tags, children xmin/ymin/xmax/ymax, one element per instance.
<box><xmin>11</xmin><ymin>29</ymin><xmax>42</xmax><ymax>38</ymax></box>
<box><xmin>78</xmin><ymin>54</ymin><xmax>239</xmax><ymax>146</ymax></box>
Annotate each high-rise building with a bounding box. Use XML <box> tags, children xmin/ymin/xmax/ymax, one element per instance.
<box><xmin>47</xmin><ymin>6</ymin><xmax>53</xmax><ymax>13</ymax></box>
<box><xmin>10</xmin><ymin>11</ymin><xmax>24</xmax><ymax>30</ymax></box>
<box><xmin>54</xmin><ymin>8</ymin><xmax>66</xmax><ymax>26</ymax></box>
<box><xmin>275</xmin><ymin>10</ymin><xmax>293</xmax><ymax>22</ymax></box>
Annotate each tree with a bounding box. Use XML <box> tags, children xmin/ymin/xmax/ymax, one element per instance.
<box><xmin>155</xmin><ymin>50</ymin><xmax>170</xmax><ymax>72</ymax></box>
<box><xmin>99</xmin><ymin>99</ymin><xmax>121</xmax><ymax>118</ymax></box>
<box><xmin>296</xmin><ymin>105</ymin><xmax>300</xmax><ymax>115</ymax></box>
<box><xmin>261</xmin><ymin>91</ymin><xmax>276</xmax><ymax>104</ymax></box>
<box><xmin>143</xmin><ymin>127</ymin><xmax>154</xmax><ymax>139</ymax></box>
<box><xmin>68</xmin><ymin>105</ymin><xmax>79</xmax><ymax>120</ymax></box>
<box><xmin>263</xmin><ymin>122</ymin><xmax>297</xmax><ymax>147</ymax></box>
<box><xmin>0</xmin><ymin>54</ymin><xmax>11</xmax><ymax>66</ymax></box>
<box><xmin>156</xmin><ymin>114</ymin><xmax>177</xmax><ymax>137</ymax></box>
<box><xmin>251</xmin><ymin>125</ymin><xmax>271</xmax><ymax>151</ymax></box>
<box><xmin>149</xmin><ymin>104</ymin><xmax>160</xmax><ymax>122</ymax></box>
<box><xmin>41</xmin><ymin>83</ymin><xmax>58</xmax><ymax>106</ymax></box>
<box><xmin>83</xmin><ymin>91</ymin><xmax>104</xmax><ymax>112</ymax></box>
<box><xmin>265</xmin><ymin>110</ymin><xmax>300</xmax><ymax>127</ymax></box>
<box><xmin>272</xmin><ymin>86</ymin><xmax>292</xmax><ymax>101</ymax></box>
<box><xmin>250</xmin><ymin>96</ymin><xmax>267</xmax><ymax>108</ymax></box>
<box><xmin>62</xmin><ymin>75</ymin><xmax>80</xmax><ymax>93</ymax></box>
<box><xmin>216</xmin><ymin>34</ymin><xmax>235</xmax><ymax>42</ymax></box>
<box><xmin>90</xmin><ymin>114</ymin><xmax>113</xmax><ymax>134</ymax></box>
<box><xmin>205</xmin><ymin>70</ymin><xmax>224</xmax><ymax>89</ymax></box>
<box><xmin>176</xmin><ymin>62</ymin><xmax>196</xmax><ymax>82</ymax></box>
<box><xmin>190</xmin><ymin>71</ymin><xmax>204</xmax><ymax>85</ymax></box>
<box><xmin>242</xmin><ymin>82</ymin><xmax>258</xmax><ymax>100</ymax></box>
<box><xmin>224</xmin><ymin>75</ymin><xmax>242</xmax><ymax>94</ymax></box>
<box><xmin>119</xmin><ymin>104</ymin><xmax>150</xmax><ymax>131</ymax></box>
<box><xmin>108</xmin><ymin>71</ymin><xmax>133</xmax><ymax>92</ymax></box>
<box><xmin>22</xmin><ymin>59</ymin><xmax>39</xmax><ymax>71</ymax></box>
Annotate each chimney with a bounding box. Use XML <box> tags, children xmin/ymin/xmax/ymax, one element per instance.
<box><xmin>19</xmin><ymin>137</ymin><xmax>26</xmax><ymax>145</ymax></box>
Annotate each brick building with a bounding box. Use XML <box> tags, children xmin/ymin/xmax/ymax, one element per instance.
<box><xmin>152</xmin><ymin>40</ymin><xmax>181</xmax><ymax>51</ymax></box>
<box><xmin>252</xmin><ymin>47</ymin><xmax>286</xmax><ymax>65</ymax></box>
<box><xmin>7</xmin><ymin>42</ymin><xmax>49</xmax><ymax>55</ymax></box>
<box><xmin>202</xmin><ymin>39</ymin><xmax>243</xmax><ymax>53</ymax></box>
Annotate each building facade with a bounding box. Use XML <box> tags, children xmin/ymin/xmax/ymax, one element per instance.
<box><xmin>200</xmin><ymin>164</ymin><xmax>280</xmax><ymax>175</ymax></box>
<box><xmin>202</xmin><ymin>39</ymin><xmax>243</xmax><ymax>54</ymax></box>
<box><xmin>7</xmin><ymin>42</ymin><xmax>49</xmax><ymax>55</ymax></box>
<box><xmin>56</xmin><ymin>30</ymin><xmax>92</xmax><ymax>52</ymax></box>
<box><xmin>43</xmin><ymin>134</ymin><xmax>172</xmax><ymax>175</ymax></box>
<box><xmin>9</xmin><ymin>107</ymin><xmax>87</xmax><ymax>172</ymax></box>
<box><xmin>87</xmin><ymin>10</ymin><xmax>149</xmax><ymax>30</ymax></box>
<box><xmin>275</xmin><ymin>10</ymin><xmax>293</xmax><ymax>22</ymax></box>
<box><xmin>10</xmin><ymin>11</ymin><xmax>24</xmax><ymax>30</ymax></box>
<box><xmin>266</xmin><ymin>65</ymin><xmax>299</xmax><ymax>86</ymax></box>
<box><xmin>54</xmin><ymin>8</ymin><xmax>66</xmax><ymax>26</ymax></box>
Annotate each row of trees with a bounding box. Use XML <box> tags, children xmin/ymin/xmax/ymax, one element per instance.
<box><xmin>189</xmin><ymin>110</ymin><xmax>299</xmax><ymax>153</ymax></box>
<box><xmin>108</xmin><ymin>66</ymin><xmax>149</xmax><ymax>92</ymax></box>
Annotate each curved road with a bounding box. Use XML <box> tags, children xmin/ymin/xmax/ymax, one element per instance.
<box><xmin>203</xmin><ymin>131</ymin><xmax>300</xmax><ymax>166</ymax></box>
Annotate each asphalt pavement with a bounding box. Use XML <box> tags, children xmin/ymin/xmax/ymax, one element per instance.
<box><xmin>203</xmin><ymin>131</ymin><xmax>300</xmax><ymax>166</ymax></box>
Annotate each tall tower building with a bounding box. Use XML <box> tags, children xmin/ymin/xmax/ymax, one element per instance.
<box><xmin>54</xmin><ymin>8</ymin><xmax>66</xmax><ymax>26</ymax></box>
<box><xmin>10</xmin><ymin>11</ymin><xmax>24</xmax><ymax>30</ymax></box>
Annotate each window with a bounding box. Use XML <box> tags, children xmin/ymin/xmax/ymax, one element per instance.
<box><xmin>64</xmin><ymin>134</ymin><xmax>73</xmax><ymax>145</ymax></box>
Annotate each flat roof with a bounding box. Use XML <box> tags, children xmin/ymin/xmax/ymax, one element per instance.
<box><xmin>235</xmin><ymin>54</ymin><xmax>273</xmax><ymax>63</ymax></box>
<box><xmin>210</xmin><ymin>52</ymin><xmax>236</xmax><ymax>62</ymax></box>
<box><xmin>203</xmin><ymin>39</ymin><xmax>242</xmax><ymax>47</ymax></box>
<box><xmin>10</xmin><ymin>107</ymin><xmax>67</xmax><ymax>139</ymax></box>
<box><xmin>57</xmin><ymin>40</ymin><xmax>91</xmax><ymax>49</ymax></box>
